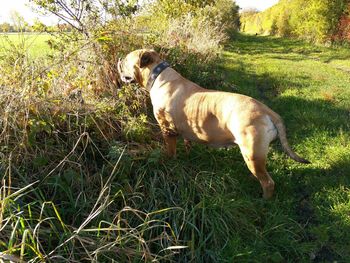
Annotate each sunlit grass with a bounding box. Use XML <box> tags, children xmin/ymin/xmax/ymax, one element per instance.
<box><xmin>0</xmin><ymin>32</ymin><xmax>53</xmax><ymax>58</ymax></box>
<box><xmin>220</xmin><ymin>34</ymin><xmax>350</xmax><ymax>261</ymax></box>
<box><xmin>1</xmin><ymin>33</ymin><xmax>350</xmax><ymax>262</ymax></box>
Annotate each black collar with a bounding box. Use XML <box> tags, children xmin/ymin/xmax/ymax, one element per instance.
<box><xmin>146</xmin><ymin>61</ymin><xmax>170</xmax><ymax>90</ymax></box>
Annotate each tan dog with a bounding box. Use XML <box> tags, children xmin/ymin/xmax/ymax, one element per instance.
<box><xmin>118</xmin><ymin>49</ymin><xmax>310</xmax><ymax>199</ymax></box>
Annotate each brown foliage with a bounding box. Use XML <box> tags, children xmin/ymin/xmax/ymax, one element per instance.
<box><xmin>333</xmin><ymin>4</ymin><xmax>350</xmax><ymax>42</ymax></box>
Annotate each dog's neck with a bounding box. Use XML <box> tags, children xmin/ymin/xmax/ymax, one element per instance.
<box><xmin>138</xmin><ymin>61</ymin><xmax>165</xmax><ymax>90</ymax></box>
<box><xmin>145</xmin><ymin>61</ymin><xmax>170</xmax><ymax>90</ymax></box>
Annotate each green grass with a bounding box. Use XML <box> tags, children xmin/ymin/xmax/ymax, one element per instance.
<box><xmin>218</xmin><ymin>34</ymin><xmax>350</xmax><ymax>261</ymax></box>
<box><xmin>0</xmin><ymin>33</ymin><xmax>53</xmax><ymax>58</ymax></box>
<box><xmin>1</xmin><ymin>34</ymin><xmax>350</xmax><ymax>262</ymax></box>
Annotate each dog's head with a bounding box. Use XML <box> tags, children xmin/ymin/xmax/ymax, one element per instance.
<box><xmin>118</xmin><ymin>49</ymin><xmax>161</xmax><ymax>87</ymax></box>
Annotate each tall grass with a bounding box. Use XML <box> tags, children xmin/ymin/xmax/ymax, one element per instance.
<box><xmin>0</xmin><ymin>29</ymin><xmax>158</xmax><ymax>261</ymax></box>
<box><xmin>2</xmin><ymin>2</ymin><xmax>350</xmax><ymax>262</ymax></box>
<box><xmin>0</xmin><ymin>29</ymin><xmax>305</xmax><ymax>261</ymax></box>
<box><xmin>0</xmin><ymin>11</ymin><xmax>233</xmax><ymax>259</ymax></box>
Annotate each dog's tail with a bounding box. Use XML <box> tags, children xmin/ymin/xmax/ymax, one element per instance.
<box><xmin>269</xmin><ymin>112</ymin><xmax>311</xmax><ymax>164</ymax></box>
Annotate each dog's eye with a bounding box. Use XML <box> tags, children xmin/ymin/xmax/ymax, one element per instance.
<box><xmin>124</xmin><ymin>76</ymin><xmax>133</xmax><ymax>81</ymax></box>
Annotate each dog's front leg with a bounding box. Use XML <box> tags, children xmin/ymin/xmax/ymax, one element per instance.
<box><xmin>163</xmin><ymin>133</ymin><xmax>177</xmax><ymax>158</ymax></box>
<box><xmin>184</xmin><ymin>139</ymin><xmax>192</xmax><ymax>154</ymax></box>
<box><xmin>154</xmin><ymin>109</ymin><xmax>177</xmax><ymax>158</ymax></box>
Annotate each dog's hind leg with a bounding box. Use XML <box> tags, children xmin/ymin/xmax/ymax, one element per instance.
<box><xmin>238</xmin><ymin>128</ymin><xmax>275</xmax><ymax>199</ymax></box>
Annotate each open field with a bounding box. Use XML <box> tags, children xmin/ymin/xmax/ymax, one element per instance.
<box><xmin>1</xmin><ymin>33</ymin><xmax>350</xmax><ymax>262</ymax></box>
<box><xmin>0</xmin><ymin>33</ymin><xmax>53</xmax><ymax>58</ymax></box>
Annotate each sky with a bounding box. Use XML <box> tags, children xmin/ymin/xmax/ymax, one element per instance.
<box><xmin>0</xmin><ymin>0</ymin><xmax>280</xmax><ymax>25</ymax></box>
<box><xmin>0</xmin><ymin>0</ymin><xmax>58</xmax><ymax>25</ymax></box>
<box><xmin>235</xmin><ymin>0</ymin><xmax>279</xmax><ymax>11</ymax></box>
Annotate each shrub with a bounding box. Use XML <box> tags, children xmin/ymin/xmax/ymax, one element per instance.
<box><xmin>332</xmin><ymin>4</ymin><xmax>350</xmax><ymax>43</ymax></box>
<box><xmin>276</xmin><ymin>10</ymin><xmax>292</xmax><ymax>37</ymax></box>
<box><xmin>138</xmin><ymin>0</ymin><xmax>239</xmax><ymax>87</ymax></box>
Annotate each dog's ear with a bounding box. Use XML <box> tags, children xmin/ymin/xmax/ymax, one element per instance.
<box><xmin>139</xmin><ymin>50</ymin><xmax>154</xmax><ymax>68</ymax></box>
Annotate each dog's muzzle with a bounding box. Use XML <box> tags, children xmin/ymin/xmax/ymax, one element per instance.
<box><xmin>117</xmin><ymin>58</ymin><xmax>135</xmax><ymax>84</ymax></box>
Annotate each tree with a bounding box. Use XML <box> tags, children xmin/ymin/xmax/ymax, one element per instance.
<box><xmin>276</xmin><ymin>10</ymin><xmax>291</xmax><ymax>37</ymax></box>
<box><xmin>10</xmin><ymin>11</ymin><xmax>29</xmax><ymax>32</ymax></box>
<box><xmin>30</xmin><ymin>0</ymin><xmax>141</xmax><ymax>36</ymax></box>
<box><xmin>240</xmin><ymin>7</ymin><xmax>259</xmax><ymax>16</ymax></box>
<box><xmin>240</xmin><ymin>0</ymin><xmax>350</xmax><ymax>42</ymax></box>
<box><xmin>270</xmin><ymin>18</ymin><xmax>278</xmax><ymax>35</ymax></box>
<box><xmin>0</xmin><ymin>23</ymin><xmax>12</xmax><ymax>32</ymax></box>
<box><xmin>32</xmin><ymin>18</ymin><xmax>47</xmax><ymax>32</ymax></box>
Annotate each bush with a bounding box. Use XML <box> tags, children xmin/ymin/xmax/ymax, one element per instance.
<box><xmin>331</xmin><ymin>3</ymin><xmax>350</xmax><ymax>43</ymax></box>
<box><xmin>276</xmin><ymin>10</ymin><xmax>292</xmax><ymax>37</ymax></box>
<box><xmin>139</xmin><ymin>0</ymin><xmax>239</xmax><ymax>87</ymax></box>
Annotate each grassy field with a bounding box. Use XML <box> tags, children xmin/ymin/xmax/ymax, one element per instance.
<box><xmin>218</xmin><ymin>34</ymin><xmax>350</xmax><ymax>261</ymax></box>
<box><xmin>0</xmin><ymin>33</ymin><xmax>52</xmax><ymax>58</ymax></box>
<box><xmin>1</xmin><ymin>33</ymin><xmax>350</xmax><ymax>262</ymax></box>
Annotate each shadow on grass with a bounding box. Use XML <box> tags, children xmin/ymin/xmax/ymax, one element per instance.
<box><xmin>291</xmin><ymin>156</ymin><xmax>350</xmax><ymax>262</ymax></box>
<box><xmin>215</xmin><ymin>34</ymin><xmax>350</xmax><ymax>261</ymax></box>
<box><xmin>228</xmin><ymin>34</ymin><xmax>350</xmax><ymax>63</ymax></box>
<box><xmin>219</xmin><ymin>51</ymin><xmax>315</xmax><ymax>101</ymax></box>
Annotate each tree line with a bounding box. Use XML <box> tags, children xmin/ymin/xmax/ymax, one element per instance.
<box><xmin>0</xmin><ymin>21</ymin><xmax>72</xmax><ymax>33</ymax></box>
<box><xmin>0</xmin><ymin>11</ymin><xmax>73</xmax><ymax>33</ymax></box>
<box><xmin>240</xmin><ymin>0</ymin><xmax>350</xmax><ymax>43</ymax></box>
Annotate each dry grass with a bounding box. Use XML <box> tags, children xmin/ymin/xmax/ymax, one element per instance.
<box><xmin>160</xmin><ymin>14</ymin><xmax>227</xmax><ymax>57</ymax></box>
